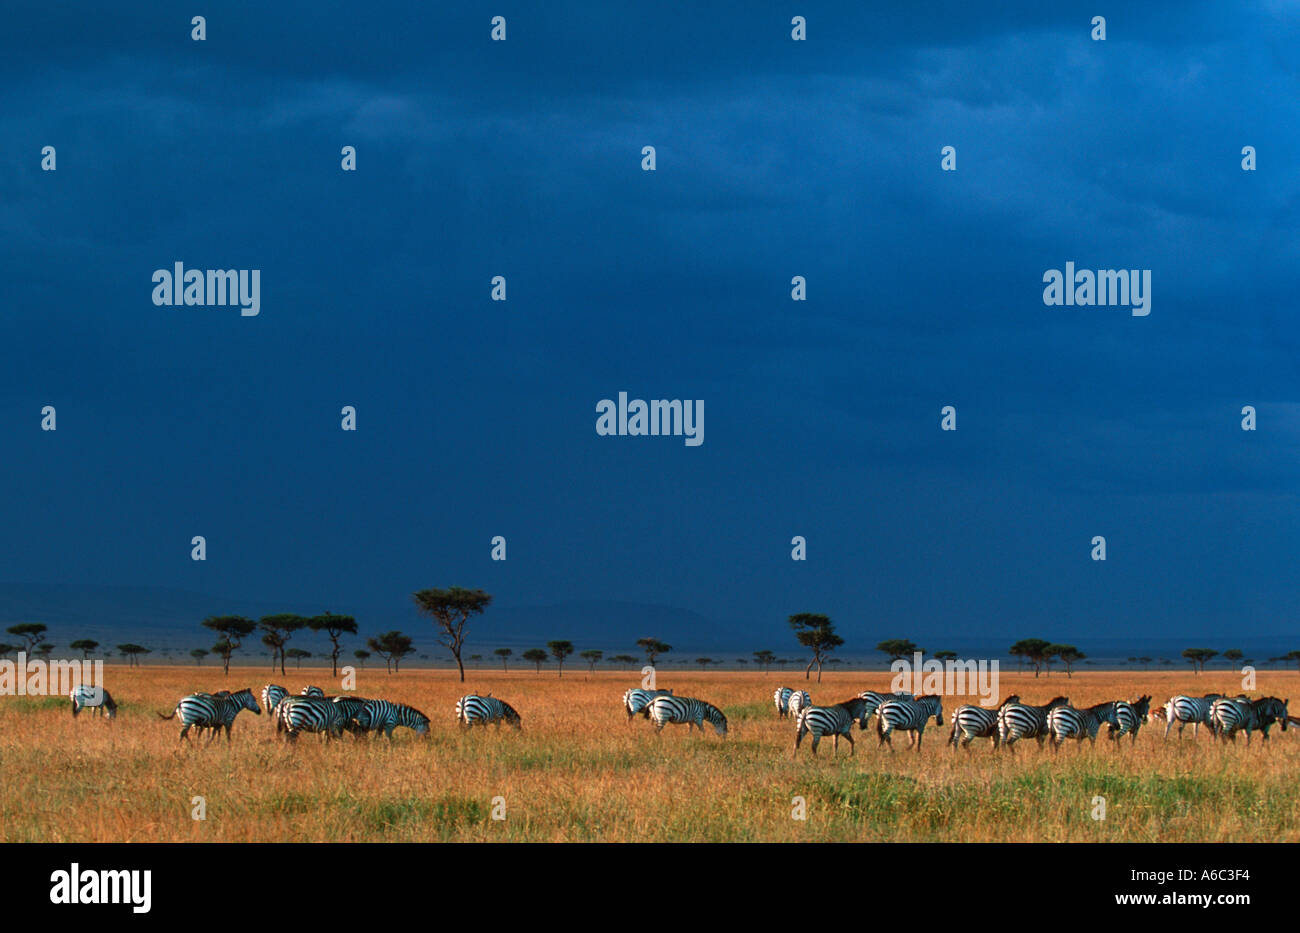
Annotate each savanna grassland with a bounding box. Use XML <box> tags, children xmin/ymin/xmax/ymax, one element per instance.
<box><xmin>1</xmin><ymin>666</ymin><xmax>1297</xmax><ymax>842</ymax></box>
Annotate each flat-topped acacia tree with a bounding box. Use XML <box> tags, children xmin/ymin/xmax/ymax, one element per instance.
<box><xmin>790</xmin><ymin>613</ymin><xmax>843</xmax><ymax>682</ymax></box>
<box><xmin>309</xmin><ymin>612</ymin><xmax>358</xmax><ymax>677</ymax></box>
<box><xmin>203</xmin><ymin>615</ymin><xmax>256</xmax><ymax>676</ymax></box>
<box><xmin>411</xmin><ymin>587</ymin><xmax>492</xmax><ymax>683</ymax></box>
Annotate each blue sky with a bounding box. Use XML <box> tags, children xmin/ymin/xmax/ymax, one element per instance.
<box><xmin>1</xmin><ymin>2</ymin><xmax>1297</xmax><ymax>650</ymax></box>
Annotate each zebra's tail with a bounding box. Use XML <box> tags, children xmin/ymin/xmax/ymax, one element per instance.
<box><xmin>157</xmin><ymin>709</ymin><xmax>177</xmax><ymax>720</ymax></box>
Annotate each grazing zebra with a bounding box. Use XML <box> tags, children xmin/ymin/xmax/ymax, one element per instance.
<box><xmin>262</xmin><ymin>684</ymin><xmax>288</xmax><ymax>721</ymax></box>
<box><xmin>773</xmin><ymin>686</ymin><xmax>794</xmax><ymax>718</ymax></box>
<box><xmin>356</xmin><ymin>699</ymin><xmax>431</xmax><ymax>739</ymax></box>
<box><xmin>876</xmin><ymin>695</ymin><xmax>944</xmax><ymax>751</ymax></box>
<box><xmin>1162</xmin><ymin>694</ymin><xmax>1223</xmax><ymax>739</ymax></box>
<box><xmin>70</xmin><ymin>685</ymin><xmax>118</xmax><ymax>719</ymax></box>
<box><xmin>623</xmin><ymin>687</ymin><xmax>673</xmax><ymax>722</ymax></box>
<box><xmin>647</xmin><ymin>695</ymin><xmax>728</xmax><ymax>736</ymax></box>
<box><xmin>1046</xmin><ymin>701</ymin><xmax>1119</xmax><ymax>749</ymax></box>
<box><xmin>300</xmin><ymin>685</ymin><xmax>325</xmax><ymax>698</ymax></box>
<box><xmin>948</xmin><ymin>695</ymin><xmax>1020</xmax><ymax>750</ymax></box>
<box><xmin>456</xmin><ymin>694</ymin><xmax>523</xmax><ymax>730</ymax></box>
<box><xmin>331</xmin><ymin>695</ymin><xmax>371</xmax><ymax>733</ymax></box>
<box><xmin>997</xmin><ymin>696</ymin><xmax>1070</xmax><ymax>751</ymax></box>
<box><xmin>1108</xmin><ymin>695</ymin><xmax>1151</xmax><ymax>745</ymax></box>
<box><xmin>1211</xmin><ymin>696</ymin><xmax>1289</xmax><ymax>745</ymax></box>
<box><xmin>158</xmin><ymin>689</ymin><xmax>261</xmax><ymax>742</ymax></box>
<box><xmin>788</xmin><ymin>690</ymin><xmax>812</xmax><ymax>721</ymax></box>
<box><xmin>794</xmin><ymin>697</ymin><xmax>871</xmax><ymax>756</ymax></box>
<box><xmin>278</xmin><ymin>695</ymin><xmax>347</xmax><ymax>742</ymax></box>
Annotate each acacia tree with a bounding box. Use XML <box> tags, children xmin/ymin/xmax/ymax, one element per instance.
<box><xmin>412</xmin><ymin>587</ymin><xmax>492</xmax><ymax>683</ymax></box>
<box><xmin>203</xmin><ymin>616</ymin><xmax>257</xmax><ymax>676</ymax></box>
<box><xmin>753</xmin><ymin>650</ymin><xmax>775</xmax><ymax>673</ymax></box>
<box><xmin>791</xmin><ymin>614</ymin><xmax>843</xmax><ymax>682</ymax></box>
<box><xmin>523</xmin><ymin>648</ymin><xmax>548</xmax><ymax>673</ymax></box>
<box><xmin>494</xmin><ymin>647</ymin><xmax>512</xmax><ymax>672</ymax></box>
<box><xmin>309</xmin><ymin>612</ymin><xmax>358</xmax><ymax>677</ymax></box>
<box><xmin>70</xmin><ymin>639</ymin><xmax>99</xmax><ymax>659</ymax></box>
<box><xmin>876</xmin><ymin>639</ymin><xmax>922</xmax><ymax>663</ymax></box>
<box><xmin>637</xmin><ymin>638</ymin><xmax>671</xmax><ymax>667</ymax></box>
<box><xmin>190</xmin><ymin>648</ymin><xmax>209</xmax><ymax>666</ymax></box>
<box><xmin>286</xmin><ymin>648</ymin><xmax>312</xmax><ymax>669</ymax></box>
<box><xmin>1010</xmin><ymin>639</ymin><xmax>1052</xmax><ymax>678</ymax></box>
<box><xmin>368</xmin><ymin>631</ymin><xmax>414</xmax><ymax>673</ymax></box>
<box><xmin>7</xmin><ymin>623</ymin><xmax>48</xmax><ymax>655</ymax></box>
<box><xmin>1182</xmin><ymin>648</ymin><xmax>1218</xmax><ymax>674</ymax></box>
<box><xmin>1053</xmin><ymin>645</ymin><xmax>1085</xmax><ymax>678</ymax></box>
<box><xmin>353</xmin><ymin>649</ymin><xmax>371</xmax><ymax>669</ymax></box>
<box><xmin>611</xmin><ymin>654</ymin><xmax>637</xmax><ymax>670</ymax></box>
<box><xmin>548</xmin><ymin>640</ymin><xmax>574</xmax><ymax>678</ymax></box>
<box><xmin>580</xmin><ymin>649</ymin><xmax>603</xmax><ymax>674</ymax></box>
<box><xmin>260</xmin><ymin>614</ymin><xmax>307</xmax><ymax>676</ymax></box>
<box><xmin>117</xmin><ymin>644</ymin><xmax>150</xmax><ymax>667</ymax></box>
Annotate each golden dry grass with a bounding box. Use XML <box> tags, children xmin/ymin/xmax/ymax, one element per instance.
<box><xmin>1</xmin><ymin>665</ymin><xmax>1297</xmax><ymax>842</ymax></box>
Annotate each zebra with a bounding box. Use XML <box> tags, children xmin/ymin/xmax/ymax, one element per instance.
<box><xmin>356</xmin><ymin>699</ymin><xmax>431</xmax><ymax>739</ymax></box>
<box><xmin>876</xmin><ymin>695</ymin><xmax>944</xmax><ymax>751</ymax></box>
<box><xmin>456</xmin><ymin>694</ymin><xmax>522</xmax><ymax>729</ymax></box>
<box><xmin>647</xmin><ymin>695</ymin><xmax>728</xmax><ymax>736</ymax></box>
<box><xmin>788</xmin><ymin>690</ymin><xmax>812</xmax><ymax>721</ymax></box>
<box><xmin>857</xmin><ymin>690</ymin><xmax>914</xmax><ymax>723</ymax></box>
<box><xmin>262</xmin><ymin>684</ymin><xmax>288</xmax><ymax>722</ymax></box>
<box><xmin>623</xmin><ymin>687</ymin><xmax>673</xmax><ymax>722</ymax></box>
<box><xmin>278</xmin><ymin>695</ymin><xmax>347</xmax><ymax>742</ymax></box>
<box><xmin>70</xmin><ymin>685</ymin><xmax>118</xmax><ymax>719</ymax></box>
<box><xmin>1211</xmin><ymin>696</ymin><xmax>1289</xmax><ymax>745</ymax></box>
<box><xmin>773</xmin><ymin>686</ymin><xmax>794</xmax><ymax>717</ymax></box>
<box><xmin>158</xmin><ymin>689</ymin><xmax>261</xmax><ymax>742</ymax></box>
<box><xmin>794</xmin><ymin>696</ymin><xmax>871</xmax><ymax>756</ymax></box>
<box><xmin>300</xmin><ymin>685</ymin><xmax>325</xmax><ymax>697</ymax></box>
<box><xmin>948</xmin><ymin>694</ymin><xmax>1020</xmax><ymax>750</ymax></box>
<box><xmin>1163</xmin><ymin>694</ymin><xmax>1223</xmax><ymax>739</ymax></box>
<box><xmin>331</xmin><ymin>695</ymin><xmax>371</xmax><ymax>734</ymax></box>
<box><xmin>997</xmin><ymin>696</ymin><xmax>1070</xmax><ymax>751</ymax></box>
<box><xmin>1045</xmin><ymin>701</ymin><xmax>1119</xmax><ymax>749</ymax></box>
<box><xmin>1108</xmin><ymin>695</ymin><xmax>1151</xmax><ymax>745</ymax></box>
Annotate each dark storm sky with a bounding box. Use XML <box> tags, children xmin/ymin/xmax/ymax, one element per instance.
<box><xmin>1</xmin><ymin>2</ymin><xmax>1297</xmax><ymax>646</ymax></box>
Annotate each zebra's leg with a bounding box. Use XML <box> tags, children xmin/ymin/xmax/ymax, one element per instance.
<box><xmin>810</xmin><ymin>734</ymin><xmax>820</xmax><ymax>756</ymax></box>
<box><xmin>832</xmin><ymin>734</ymin><xmax>839</xmax><ymax>756</ymax></box>
<box><xmin>179</xmin><ymin>723</ymin><xmax>191</xmax><ymax>742</ymax></box>
<box><xmin>915</xmin><ymin>727</ymin><xmax>924</xmax><ymax>752</ymax></box>
<box><xmin>845</xmin><ymin>731</ymin><xmax>856</xmax><ymax>756</ymax></box>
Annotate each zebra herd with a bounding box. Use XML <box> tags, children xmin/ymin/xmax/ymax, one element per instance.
<box><xmin>768</xmin><ymin>686</ymin><xmax>1293</xmax><ymax>756</ymax></box>
<box><xmin>154</xmin><ymin>683</ymin><xmax>524</xmax><ymax>743</ymax></box>
<box><xmin>623</xmin><ymin>687</ymin><xmax>729</xmax><ymax>735</ymax></box>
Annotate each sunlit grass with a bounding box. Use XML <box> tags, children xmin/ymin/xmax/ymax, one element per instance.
<box><xmin>1</xmin><ymin>666</ymin><xmax>1296</xmax><ymax>841</ymax></box>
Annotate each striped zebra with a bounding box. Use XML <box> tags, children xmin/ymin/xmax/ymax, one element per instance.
<box><xmin>1162</xmin><ymin>694</ymin><xmax>1223</xmax><ymax>739</ymax></box>
<box><xmin>876</xmin><ymin>695</ymin><xmax>944</xmax><ymax>751</ymax></box>
<box><xmin>647</xmin><ymin>695</ymin><xmax>728</xmax><ymax>736</ymax></box>
<box><xmin>262</xmin><ymin>684</ymin><xmax>288</xmax><ymax>722</ymax></box>
<box><xmin>773</xmin><ymin>687</ymin><xmax>794</xmax><ymax>718</ymax></box>
<box><xmin>331</xmin><ymin>695</ymin><xmax>371</xmax><ymax>733</ymax></box>
<box><xmin>857</xmin><ymin>690</ymin><xmax>914</xmax><ymax>723</ymax></box>
<box><xmin>1045</xmin><ymin>701</ymin><xmax>1119</xmax><ymax>749</ymax></box>
<box><xmin>357</xmin><ymin>699</ymin><xmax>431</xmax><ymax>739</ymax></box>
<box><xmin>1108</xmin><ymin>695</ymin><xmax>1151</xmax><ymax>745</ymax></box>
<box><xmin>278</xmin><ymin>695</ymin><xmax>347</xmax><ymax>742</ymax></box>
<box><xmin>1211</xmin><ymin>696</ymin><xmax>1289</xmax><ymax>745</ymax></box>
<box><xmin>158</xmin><ymin>688</ymin><xmax>261</xmax><ymax>742</ymax></box>
<box><xmin>948</xmin><ymin>695</ymin><xmax>1020</xmax><ymax>750</ymax></box>
<box><xmin>300</xmin><ymin>685</ymin><xmax>325</xmax><ymax>697</ymax></box>
<box><xmin>997</xmin><ymin>696</ymin><xmax>1070</xmax><ymax>751</ymax></box>
<box><xmin>623</xmin><ymin>687</ymin><xmax>673</xmax><ymax>722</ymax></box>
<box><xmin>456</xmin><ymin>694</ymin><xmax>522</xmax><ymax>729</ymax></box>
<box><xmin>794</xmin><ymin>696</ymin><xmax>871</xmax><ymax>756</ymax></box>
<box><xmin>788</xmin><ymin>690</ymin><xmax>812</xmax><ymax>721</ymax></box>
<box><xmin>70</xmin><ymin>685</ymin><xmax>118</xmax><ymax>719</ymax></box>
